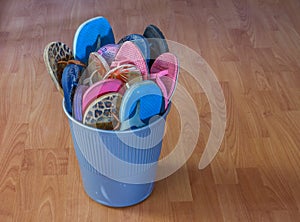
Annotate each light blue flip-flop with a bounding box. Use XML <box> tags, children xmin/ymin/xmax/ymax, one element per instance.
<box><xmin>119</xmin><ymin>80</ymin><xmax>163</xmax><ymax>130</ymax></box>
<box><xmin>119</xmin><ymin>101</ymin><xmax>144</xmax><ymax>130</ymax></box>
<box><xmin>73</xmin><ymin>16</ymin><xmax>115</xmax><ymax>65</ymax></box>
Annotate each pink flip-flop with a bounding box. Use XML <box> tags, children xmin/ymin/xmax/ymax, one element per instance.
<box><xmin>82</xmin><ymin>79</ymin><xmax>125</xmax><ymax>113</ymax></box>
<box><xmin>110</xmin><ymin>41</ymin><xmax>149</xmax><ymax>80</ymax></box>
<box><xmin>150</xmin><ymin>52</ymin><xmax>178</xmax><ymax>110</ymax></box>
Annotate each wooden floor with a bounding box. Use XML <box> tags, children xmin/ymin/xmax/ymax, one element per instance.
<box><xmin>1</xmin><ymin>0</ymin><xmax>300</xmax><ymax>221</ymax></box>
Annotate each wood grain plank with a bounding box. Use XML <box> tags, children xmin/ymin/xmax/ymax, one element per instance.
<box><xmin>0</xmin><ymin>124</ymin><xmax>27</xmax><ymax>222</ymax></box>
<box><xmin>166</xmin><ymin>164</ymin><xmax>193</xmax><ymax>202</ymax></box>
<box><xmin>216</xmin><ymin>184</ymin><xmax>251</xmax><ymax>222</ymax></box>
<box><xmin>1</xmin><ymin>0</ymin><xmax>300</xmax><ymax>221</ymax></box>
<box><xmin>190</xmin><ymin>167</ymin><xmax>224</xmax><ymax>222</ymax></box>
<box><xmin>211</xmin><ymin>82</ymin><xmax>238</xmax><ymax>184</ymax></box>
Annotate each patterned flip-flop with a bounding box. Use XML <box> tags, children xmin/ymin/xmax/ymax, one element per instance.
<box><xmin>143</xmin><ymin>24</ymin><xmax>169</xmax><ymax>68</ymax></box>
<box><xmin>82</xmin><ymin>79</ymin><xmax>125</xmax><ymax>113</ymax></box>
<box><xmin>119</xmin><ymin>80</ymin><xmax>163</xmax><ymax>127</ymax></box>
<box><xmin>83</xmin><ymin>92</ymin><xmax>122</xmax><ymax>130</ymax></box>
<box><xmin>118</xmin><ymin>34</ymin><xmax>150</xmax><ymax>65</ymax></box>
<box><xmin>43</xmin><ymin>41</ymin><xmax>74</xmax><ymax>95</ymax></box>
<box><xmin>79</xmin><ymin>52</ymin><xmax>110</xmax><ymax>86</ymax></box>
<box><xmin>111</xmin><ymin>41</ymin><xmax>149</xmax><ymax>80</ymax></box>
<box><xmin>150</xmin><ymin>53</ymin><xmax>179</xmax><ymax>111</ymax></box>
<box><xmin>97</xmin><ymin>44</ymin><xmax>120</xmax><ymax>66</ymax></box>
<box><xmin>61</xmin><ymin>64</ymin><xmax>81</xmax><ymax>114</ymax></box>
<box><xmin>73</xmin><ymin>16</ymin><xmax>115</xmax><ymax>65</ymax></box>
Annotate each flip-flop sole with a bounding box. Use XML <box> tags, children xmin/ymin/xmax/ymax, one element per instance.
<box><xmin>43</xmin><ymin>41</ymin><xmax>73</xmax><ymax>94</ymax></box>
<box><xmin>118</xmin><ymin>34</ymin><xmax>150</xmax><ymax>65</ymax></box>
<box><xmin>97</xmin><ymin>44</ymin><xmax>120</xmax><ymax>66</ymax></box>
<box><xmin>82</xmin><ymin>79</ymin><xmax>125</xmax><ymax>113</ymax></box>
<box><xmin>73</xmin><ymin>16</ymin><xmax>115</xmax><ymax>65</ymax></box>
<box><xmin>150</xmin><ymin>52</ymin><xmax>179</xmax><ymax>110</ymax></box>
<box><xmin>61</xmin><ymin>64</ymin><xmax>81</xmax><ymax>114</ymax></box>
<box><xmin>83</xmin><ymin>92</ymin><xmax>122</xmax><ymax>130</ymax></box>
<box><xmin>119</xmin><ymin>80</ymin><xmax>163</xmax><ymax>123</ymax></box>
<box><xmin>79</xmin><ymin>52</ymin><xmax>110</xmax><ymax>85</ymax></box>
<box><xmin>111</xmin><ymin>41</ymin><xmax>149</xmax><ymax>80</ymax></box>
<box><xmin>143</xmin><ymin>25</ymin><xmax>169</xmax><ymax>68</ymax></box>
<box><xmin>73</xmin><ymin>85</ymin><xmax>89</xmax><ymax>122</ymax></box>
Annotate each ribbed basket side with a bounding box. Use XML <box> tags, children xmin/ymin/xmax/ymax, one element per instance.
<box><xmin>69</xmin><ymin>112</ymin><xmax>167</xmax><ymax>184</ymax></box>
<box><xmin>65</xmin><ymin>100</ymin><xmax>171</xmax><ymax>184</ymax></box>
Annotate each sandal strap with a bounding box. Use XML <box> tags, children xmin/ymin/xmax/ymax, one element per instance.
<box><xmin>149</xmin><ymin>69</ymin><xmax>168</xmax><ymax>79</ymax></box>
<box><xmin>58</xmin><ymin>59</ymin><xmax>86</xmax><ymax>67</ymax></box>
<box><xmin>110</xmin><ymin>59</ymin><xmax>132</xmax><ymax>68</ymax></box>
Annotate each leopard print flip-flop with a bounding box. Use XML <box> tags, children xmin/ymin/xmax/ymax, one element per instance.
<box><xmin>43</xmin><ymin>42</ymin><xmax>74</xmax><ymax>94</ymax></box>
<box><xmin>83</xmin><ymin>92</ymin><xmax>122</xmax><ymax>130</ymax></box>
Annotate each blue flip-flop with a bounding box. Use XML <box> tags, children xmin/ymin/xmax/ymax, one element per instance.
<box><xmin>61</xmin><ymin>64</ymin><xmax>81</xmax><ymax>114</ymax></box>
<box><xmin>73</xmin><ymin>16</ymin><xmax>115</xmax><ymax>65</ymax></box>
<box><xmin>118</xmin><ymin>34</ymin><xmax>150</xmax><ymax>66</ymax></box>
<box><xmin>119</xmin><ymin>80</ymin><xmax>163</xmax><ymax>130</ymax></box>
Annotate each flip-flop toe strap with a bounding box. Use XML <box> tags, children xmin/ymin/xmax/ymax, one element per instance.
<box><xmin>110</xmin><ymin>59</ymin><xmax>132</xmax><ymax>68</ymax></box>
<box><xmin>150</xmin><ymin>70</ymin><xmax>169</xmax><ymax>106</ymax></box>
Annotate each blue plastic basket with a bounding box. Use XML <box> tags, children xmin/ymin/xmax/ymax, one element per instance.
<box><xmin>63</xmin><ymin>101</ymin><xmax>170</xmax><ymax>207</ymax></box>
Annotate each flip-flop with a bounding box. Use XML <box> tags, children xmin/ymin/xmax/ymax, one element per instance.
<box><xmin>43</xmin><ymin>42</ymin><xmax>74</xmax><ymax>95</ymax></box>
<box><xmin>61</xmin><ymin>64</ymin><xmax>81</xmax><ymax>114</ymax></box>
<box><xmin>73</xmin><ymin>16</ymin><xmax>115</xmax><ymax>65</ymax></box>
<box><xmin>110</xmin><ymin>41</ymin><xmax>149</xmax><ymax>80</ymax></box>
<box><xmin>97</xmin><ymin>44</ymin><xmax>120</xmax><ymax>66</ymax></box>
<box><xmin>119</xmin><ymin>80</ymin><xmax>163</xmax><ymax>128</ymax></box>
<box><xmin>103</xmin><ymin>64</ymin><xmax>142</xmax><ymax>86</ymax></box>
<box><xmin>73</xmin><ymin>85</ymin><xmax>89</xmax><ymax>122</ymax></box>
<box><xmin>119</xmin><ymin>101</ymin><xmax>145</xmax><ymax>130</ymax></box>
<box><xmin>143</xmin><ymin>24</ymin><xmax>169</xmax><ymax>68</ymax></box>
<box><xmin>83</xmin><ymin>92</ymin><xmax>122</xmax><ymax>130</ymax></box>
<box><xmin>82</xmin><ymin>79</ymin><xmax>125</xmax><ymax>113</ymax></box>
<box><xmin>118</xmin><ymin>34</ymin><xmax>150</xmax><ymax>65</ymax></box>
<box><xmin>150</xmin><ymin>53</ymin><xmax>179</xmax><ymax>111</ymax></box>
<box><xmin>79</xmin><ymin>52</ymin><xmax>110</xmax><ymax>86</ymax></box>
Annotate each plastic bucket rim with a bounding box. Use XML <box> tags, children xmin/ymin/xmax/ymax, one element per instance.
<box><xmin>62</xmin><ymin>99</ymin><xmax>171</xmax><ymax>134</ymax></box>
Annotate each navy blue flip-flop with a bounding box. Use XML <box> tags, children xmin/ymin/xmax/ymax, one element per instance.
<box><xmin>61</xmin><ymin>64</ymin><xmax>81</xmax><ymax>114</ymax></box>
<box><xmin>73</xmin><ymin>16</ymin><xmax>115</xmax><ymax>65</ymax></box>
